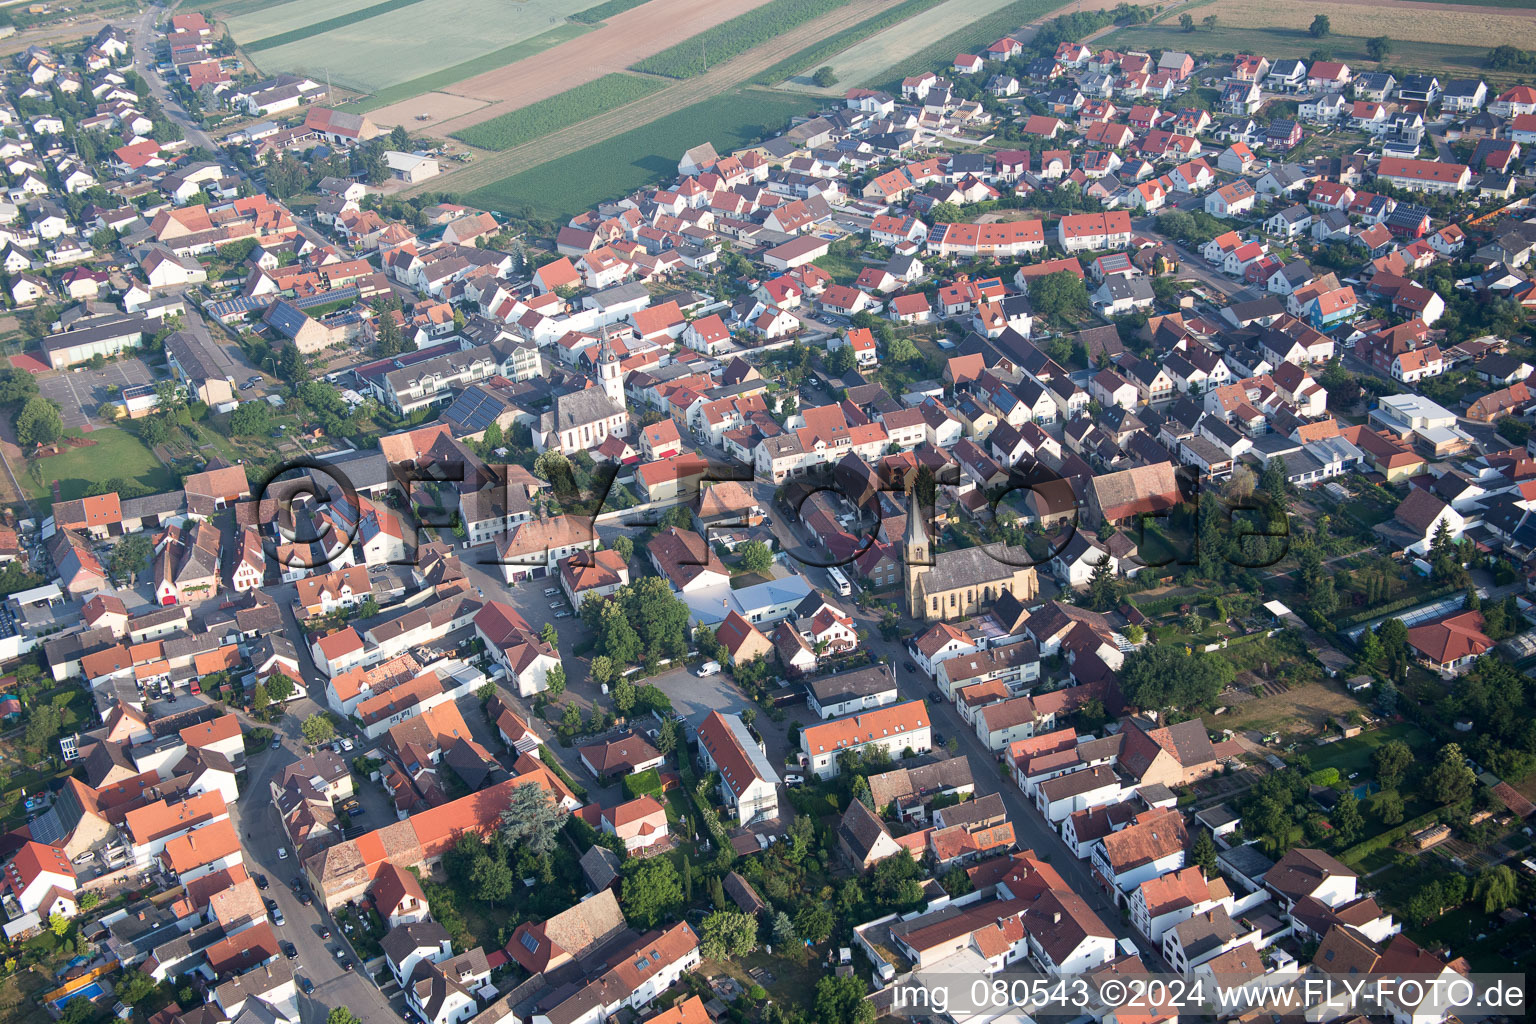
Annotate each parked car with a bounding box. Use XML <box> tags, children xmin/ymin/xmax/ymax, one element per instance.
<box><xmin>263</xmin><ymin>897</ymin><xmax>277</xmax><ymax>912</ymax></box>
<box><xmin>929</xmin><ymin>691</ymin><xmax>944</xmax><ymax>705</ymax></box>
<box><xmin>784</xmin><ymin>773</ymin><xmax>804</xmax><ymax>786</ymax></box>
<box><xmin>273</xmin><ymin>907</ymin><xmax>285</xmax><ymax>926</ymax></box>
<box><xmin>696</xmin><ymin>660</ymin><xmax>721</xmax><ymax>678</ymax></box>
<box><xmin>543</xmin><ymin>587</ymin><xmax>559</xmax><ymax>597</ymax></box>
<box><xmin>332</xmin><ymin>947</ymin><xmax>346</xmax><ymax>960</ymax></box>
<box><xmin>282</xmin><ymin>941</ymin><xmax>298</xmax><ymax>959</ymax></box>
<box><xmin>342</xmin><ymin>959</ymin><xmax>353</xmax><ymax>972</ymax></box>
<box><xmin>277</xmin><ymin>847</ymin><xmax>288</xmax><ymax>860</ymax></box>
<box><xmin>254</xmin><ymin>873</ymin><xmax>268</xmax><ymax>890</ymax></box>
<box><xmin>299</xmin><ymin>892</ymin><xmax>312</xmax><ymax>906</ymax></box>
<box><xmin>298</xmin><ymin>977</ymin><xmax>314</xmax><ymax>995</ymax></box>
<box><xmin>904</xmin><ymin>661</ymin><xmax>917</xmax><ymax>673</ymax></box>
<box><xmin>340</xmin><ymin>738</ymin><xmax>354</xmax><ymax>751</ymax></box>
<box><xmin>319</xmin><ymin>927</ymin><xmax>331</xmax><ymax>940</ymax></box>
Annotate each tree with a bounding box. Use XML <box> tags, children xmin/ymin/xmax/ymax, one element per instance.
<box><xmin>1028</xmin><ymin>270</ymin><xmax>1091</xmax><ymax>324</ymax></box>
<box><xmin>699</xmin><ymin>909</ymin><xmax>758</xmax><ymax>960</ymax></box>
<box><xmin>1309</xmin><ymin>13</ymin><xmax>1331</xmax><ymax>36</ymax></box>
<box><xmin>14</xmin><ymin>396</ymin><xmax>62</xmax><ymax>446</ymax></box>
<box><xmin>1118</xmin><ymin>644</ymin><xmax>1234</xmax><ymax>713</ymax></box>
<box><xmin>265</xmin><ymin>673</ymin><xmax>295</xmax><ymax>703</ymax></box>
<box><xmin>1425</xmin><ymin>744</ymin><xmax>1476</xmax><ymax>805</ymax></box>
<box><xmin>375</xmin><ymin>312</ymin><xmax>408</xmax><ymax>356</ymax></box>
<box><xmin>590</xmin><ymin>655</ymin><xmax>616</xmax><ymax>688</ymax></box>
<box><xmin>301</xmin><ymin>714</ymin><xmax>335</xmax><ymax>746</ymax></box>
<box><xmin>251</xmin><ymin>682</ymin><xmax>271</xmax><ymax>716</ymax></box>
<box><xmin>1179</xmin><ymin>11</ymin><xmax>1194</xmax><ymax>29</ymax></box>
<box><xmin>0</xmin><ymin>367</ymin><xmax>38</xmax><ymax>407</ymax></box>
<box><xmin>812</xmin><ymin>65</ymin><xmax>838</xmax><ymax>87</ymax></box>
<box><xmin>1474</xmin><ymin>865</ymin><xmax>1519</xmax><ymax>913</ymax></box>
<box><xmin>110</xmin><ymin>534</ymin><xmax>152</xmax><ymax>578</ymax></box>
<box><xmin>327</xmin><ymin>1011</ymin><xmax>363</xmax><ymax>1024</ymax></box>
<box><xmin>500</xmin><ymin>781</ymin><xmax>568</xmax><ymax>856</ymax></box>
<box><xmin>470</xmin><ymin>852</ymin><xmax>514</xmax><ymax>903</ymax></box>
<box><xmin>1202</xmin><ymin>13</ymin><xmax>1217</xmax><ymax>29</ymax></box>
<box><xmin>544</xmin><ymin>664</ymin><xmax>566</xmax><ymax>697</ymax></box>
<box><xmin>229</xmin><ymin>400</ymin><xmax>272</xmax><ymax>436</ymax></box>
<box><xmin>1373</xmin><ymin>789</ymin><xmax>1405</xmax><ymax>825</ymax></box>
<box><xmin>1366</xmin><ymin>35</ymin><xmax>1392</xmax><ymax>61</ymax></box>
<box><xmin>540</xmin><ymin>622</ymin><xmax>559</xmax><ymax>647</ymax></box>
<box><xmin>614</xmin><ymin>535</ymin><xmax>634</xmax><ymax>562</ymax></box>
<box><xmin>119</xmin><ymin>972</ymin><xmax>159</xmax><ymax>1006</ymax></box>
<box><xmin>929</xmin><ymin>201</ymin><xmax>962</xmax><ymax>224</ymax></box>
<box><xmin>1372</xmin><ymin>739</ymin><xmax>1413</xmax><ymax>790</ymax></box>
<box><xmin>1192</xmin><ymin>829</ymin><xmax>1218</xmax><ymax>875</ymax></box>
<box><xmin>826</xmin><ymin>343</ymin><xmax>857</xmax><ymax>376</ymax></box>
<box><xmin>815</xmin><ymin>975</ymin><xmax>877</xmax><ymax>1024</ymax></box>
<box><xmin>1330</xmin><ymin>791</ymin><xmax>1364</xmax><ymax>846</ymax></box>
<box><xmin>795</xmin><ymin>900</ymin><xmax>834</xmax><ymax>943</ymax></box>
<box><xmin>738</xmin><ymin>540</ymin><xmax>773</xmax><ymax>574</ymax></box>
<box><xmin>621</xmin><ymin>856</ymin><xmax>684</xmax><ymax>928</ymax></box>
<box><xmin>610</xmin><ymin>675</ymin><xmax>635</xmax><ymax>715</ymax></box>
<box><xmin>389</xmin><ymin>125</ymin><xmax>411</xmax><ymax>150</ymax></box>
<box><xmin>771</xmin><ymin>910</ymin><xmax>796</xmax><ymax>947</ymax></box>
<box><xmin>1086</xmin><ymin>555</ymin><xmax>1121</xmax><ymax>611</ymax></box>
<box><xmin>888</xmin><ymin>334</ymin><xmax>921</xmax><ymax>363</ymax></box>
<box><xmin>49</xmin><ymin>912</ymin><xmax>70</xmax><ymax>937</ymax></box>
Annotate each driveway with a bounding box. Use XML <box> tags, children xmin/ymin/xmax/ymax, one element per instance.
<box><xmin>37</xmin><ymin>357</ymin><xmax>156</xmax><ymax>429</ymax></box>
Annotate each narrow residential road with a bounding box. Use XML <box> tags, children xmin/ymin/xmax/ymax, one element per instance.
<box><xmin>130</xmin><ymin>4</ymin><xmax>218</xmax><ymax>152</ymax></box>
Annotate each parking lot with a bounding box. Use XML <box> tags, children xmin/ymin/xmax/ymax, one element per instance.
<box><xmin>38</xmin><ymin>357</ymin><xmax>157</xmax><ymax>429</ymax></box>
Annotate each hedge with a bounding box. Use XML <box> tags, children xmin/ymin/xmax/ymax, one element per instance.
<box><xmin>1336</xmin><ymin>584</ymin><xmax>1462</xmax><ymax>630</ymax></box>
<box><xmin>1336</xmin><ymin>806</ymin><xmax>1445</xmax><ymax>868</ymax></box>
<box><xmin>538</xmin><ymin>744</ymin><xmax>588</xmax><ymax>800</ymax></box>
<box><xmin>632</xmin><ymin>0</ymin><xmax>856</xmax><ymax>79</ymax></box>
<box><xmin>452</xmin><ymin>73</ymin><xmax>665</xmax><ymax>151</ymax></box>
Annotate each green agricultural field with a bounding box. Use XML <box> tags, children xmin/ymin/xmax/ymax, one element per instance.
<box><xmin>752</xmin><ymin>0</ymin><xmax>943</xmax><ymax>86</ymax></box>
<box><xmin>347</xmin><ymin>23</ymin><xmax>592</xmax><ymax>113</ymax></box>
<box><xmin>632</xmin><ymin>0</ymin><xmax>856</xmax><ymax>78</ymax></box>
<box><xmin>224</xmin><ymin>0</ymin><xmax>387</xmax><ymax>45</ymax></box>
<box><xmin>863</xmin><ymin>0</ymin><xmax>1061</xmax><ymax>91</ymax></box>
<box><xmin>250</xmin><ymin>0</ymin><xmax>607</xmax><ymax>94</ymax></box>
<box><xmin>453</xmin><ymin>73</ymin><xmax>665</xmax><ymax>151</ymax></box>
<box><xmin>21</xmin><ymin>427</ymin><xmax>177</xmax><ymax>506</ymax></box>
<box><xmin>1096</xmin><ymin>24</ymin><xmax>1501</xmax><ymax>80</ymax></box>
<box><xmin>464</xmin><ymin>88</ymin><xmax>813</xmax><ymax>219</ymax></box>
<box><xmin>235</xmin><ymin>0</ymin><xmax>427</xmax><ymax>51</ymax></box>
<box><xmin>569</xmin><ymin>0</ymin><xmax>657</xmax><ymax>22</ymax></box>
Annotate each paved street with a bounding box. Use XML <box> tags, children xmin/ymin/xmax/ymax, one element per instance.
<box><xmin>129</xmin><ymin>9</ymin><xmax>216</xmax><ymax>152</ymax></box>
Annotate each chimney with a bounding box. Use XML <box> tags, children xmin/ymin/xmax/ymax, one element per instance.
<box><xmin>1052</xmin><ymin>911</ymin><xmax>1061</xmax><ymax>924</ymax></box>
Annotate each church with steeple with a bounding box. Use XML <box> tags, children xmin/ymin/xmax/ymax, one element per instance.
<box><xmin>532</xmin><ymin>326</ymin><xmax>631</xmax><ymax>456</ymax></box>
<box><xmin>904</xmin><ymin>490</ymin><xmax>1039</xmax><ymax>622</ymax></box>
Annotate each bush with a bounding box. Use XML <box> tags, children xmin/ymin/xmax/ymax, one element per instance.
<box><xmin>453</xmin><ymin>74</ymin><xmax>666</xmax><ymax>150</ymax></box>
<box><xmin>633</xmin><ymin>0</ymin><xmax>854</xmax><ymax>78</ymax></box>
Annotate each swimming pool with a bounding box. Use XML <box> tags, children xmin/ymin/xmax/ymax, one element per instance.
<box><xmin>50</xmin><ymin>981</ymin><xmax>104</xmax><ymax>1010</ymax></box>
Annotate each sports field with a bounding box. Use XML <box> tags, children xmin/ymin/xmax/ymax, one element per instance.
<box><xmin>242</xmin><ymin>0</ymin><xmax>608</xmax><ymax>93</ymax></box>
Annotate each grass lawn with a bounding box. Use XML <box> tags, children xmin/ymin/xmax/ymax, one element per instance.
<box><xmin>1309</xmin><ymin>722</ymin><xmax>1434</xmax><ymax>779</ymax></box>
<box><xmin>463</xmin><ymin>88</ymin><xmax>815</xmax><ymax>221</ymax></box>
<box><xmin>19</xmin><ymin>427</ymin><xmax>177</xmax><ymax>507</ymax></box>
<box><xmin>0</xmin><ymin>970</ymin><xmax>51</xmax><ymax>1024</ymax></box>
<box><xmin>812</xmin><ymin>244</ymin><xmax>866</xmax><ymax>285</ymax></box>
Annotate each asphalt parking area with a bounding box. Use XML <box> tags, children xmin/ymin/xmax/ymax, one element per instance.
<box><xmin>37</xmin><ymin>358</ymin><xmax>157</xmax><ymax>429</ymax></box>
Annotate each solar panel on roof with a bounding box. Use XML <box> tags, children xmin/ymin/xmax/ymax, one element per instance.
<box><xmin>27</xmin><ymin>807</ymin><xmax>65</xmax><ymax>846</ymax></box>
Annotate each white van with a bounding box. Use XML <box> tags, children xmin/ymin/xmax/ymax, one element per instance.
<box><xmin>696</xmin><ymin>661</ymin><xmax>721</xmax><ymax>677</ymax></box>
